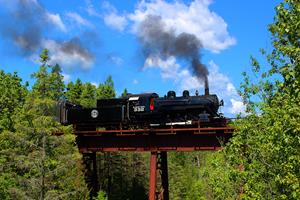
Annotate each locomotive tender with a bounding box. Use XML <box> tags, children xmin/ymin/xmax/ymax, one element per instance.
<box><xmin>58</xmin><ymin>89</ymin><xmax>225</xmax><ymax>129</ymax></box>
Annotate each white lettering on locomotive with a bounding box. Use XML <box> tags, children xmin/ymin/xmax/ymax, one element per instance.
<box><xmin>133</xmin><ymin>106</ymin><xmax>145</xmax><ymax>112</ymax></box>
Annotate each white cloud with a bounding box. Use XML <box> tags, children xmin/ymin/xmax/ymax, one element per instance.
<box><xmin>86</xmin><ymin>0</ymin><xmax>128</xmax><ymax>33</ymax></box>
<box><xmin>144</xmin><ymin>57</ymin><xmax>245</xmax><ymax>116</ymax></box>
<box><xmin>85</xmin><ymin>0</ymin><xmax>102</xmax><ymax>17</ymax></box>
<box><xmin>45</xmin><ymin>12</ymin><xmax>67</xmax><ymax>32</ymax></box>
<box><xmin>66</xmin><ymin>12</ymin><xmax>93</xmax><ymax>28</ymax></box>
<box><xmin>206</xmin><ymin>61</ymin><xmax>246</xmax><ymax>115</ymax></box>
<box><xmin>104</xmin><ymin>12</ymin><xmax>127</xmax><ymax>31</ymax></box>
<box><xmin>128</xmin><ymin>0</ymin><xmax>236</xmax><ymax>52</ymax></box>
<box><xmin>144</xmin><ymin>56</ymin><xmax>181</xmax><ymax>80</ymax></box>
<box><xmin>42</xmin><ymin>39</ymin><xmax>94</xmax><ymax>70</ymax></box>
<box><xmin>226</xmin><ymin>82</ymin><xmax>236</xmax><ymax>93</ymax></box>
<box><xmin>230</xmin><ymin>99</ymin><xmax>246</xmax><ymax>115</ymax></box>
<box><xmin>101</xmin><ymin>1</ymin><xmax>128</xmax><ymax>31</ymax></box>
<box><xmin>102</xmin><ymin>1</ymin><xmax>116</xmax><ymax>11</ymax></box>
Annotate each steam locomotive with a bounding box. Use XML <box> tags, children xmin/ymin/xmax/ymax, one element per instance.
<box><xmin>57</xmin><ymin>89</ymin><xmax>225</xmax><ymax>129</ymax></box>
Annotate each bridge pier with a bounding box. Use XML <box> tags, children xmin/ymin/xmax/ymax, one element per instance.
<box><xmin>149</xmin><ymin>151</ymin><xmax>169</xmax><ymax>200</ymax></box>
<box><xmin>82</xmin><ymin>152</ymin><xmax>99</xmax><ymax>199</ymax></box>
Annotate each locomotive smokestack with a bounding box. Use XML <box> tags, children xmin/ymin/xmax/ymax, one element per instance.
<box><xmin>205</xmin><ymin>76</ymin><xmax>209</xmax><ymax>95</ymax></box>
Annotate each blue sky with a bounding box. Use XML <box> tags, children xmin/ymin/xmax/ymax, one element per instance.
<box><xmin>0</xmin><ymin>0</ymin><xmax>280</xmax><ymax>116</ymax></box>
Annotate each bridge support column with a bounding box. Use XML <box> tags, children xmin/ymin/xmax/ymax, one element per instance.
<box><xmin>149</xmin><ymin>151</ymin><xmax>169</xmax><ymax>200</ymax></box>
<box><xmin>149</xmin><ymin>152</ymin><xmax>157</xmax><ymax>200</ymax></box>
<box><xmin>82</xmin><ymin>152</ymin><xmax>99</xmax><ymax>199</ymax></box>
<box><xmin>160</xmin><ymin>152</ymin><xmax>169</xmax><ymax>200</ymax></box>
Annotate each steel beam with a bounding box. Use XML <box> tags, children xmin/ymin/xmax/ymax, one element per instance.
<box><xmin>76</xmin><ymin>133</ymin><xmax>231</xmax><ymax>153</ymax></box>
<box><xmin>74</xmin><ymin>126</ymin><xmax>234</xmax><ymax>135</ymax></box>
<box><xmin>149</xmin><ymin>152</ymin><xmax>158</xmax><ymax>200</ymax></box>
<box><xmin>160</xmin><ymin>152</ymin><xmax>169</xmax><ymax>200</ymax></box>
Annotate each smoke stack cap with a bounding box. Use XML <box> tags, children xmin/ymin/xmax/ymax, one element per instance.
<box><xmin>167</xmin><ymin>91</ymin><xmax>176</xmax><ymax>99</ymax></box>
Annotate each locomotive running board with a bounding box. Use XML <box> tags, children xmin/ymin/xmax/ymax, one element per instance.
<box><xmin>150</xmin><ymin>120</ymin><xmax>192</xmax><ymax>126</ymax></box>
<box><xmin>73</xmin><ymin>126</ymin><xmax>234</xmax><ymax>135</ymax></box>
<box><xmin>165</xmin><ymin>120</ymin><xmax>192</xmax><ymax>126</ymax></box>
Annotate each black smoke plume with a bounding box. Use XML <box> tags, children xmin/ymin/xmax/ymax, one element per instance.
<box><xmin>0</xmin><ymin>0</ymin><xmax>94</xmax><ymax>67</ymax></box>
<box><xmin>0</xmin><ymin>0</ymin><xmax>44</xmax><ymax>54</ymax></box>
<box><xmin>60</xmin><ymin>38</ymin><xmax>94</xmax><ymax>62</ymax></box>
<box><xmin>138</xmin><ymin>15</ymin><xmax>209</xmax><ymax>94</ymax></box>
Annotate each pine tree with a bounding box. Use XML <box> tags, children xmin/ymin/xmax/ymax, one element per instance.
<box><xmin>0</xmin><ymin>97</ymin><xmax>88</xmax><ymax>199</ymax></box>
<box><xmin>96</xmin><ymin>76</ymin><xmax>116</xmax><ymax>99</ymax></box>
<box><xmin>0</xmin><ymin>71</ymin><xmax>27</xmax><ymax>132</ymax></box>
<box><xmin>121</xmin><ymin>88</ymin><xmax>128</xmax><ymax>98</ymax></box>
<box><xmin>48</xmin><ymin>64</ymin><xmax>65</xmax><ymax>100</ymax></box>
<box><xmin>31</xmin><ymin>49</ymin><xmax>64</xmax><ymax>101</ymax></box>
<box><xmin>80</xmin><ymin>83</ymin><xmax>97</xmax><ymax>108</ymax></box>
<box><xmin>65</xmin><ymin>79</ymin><xmax>83</xmax><ymax>104</ymax></box>
<box><xmin>0</xmin><ymin>49</ymin><xmax>88</xmax><ymax>199</ymax></box>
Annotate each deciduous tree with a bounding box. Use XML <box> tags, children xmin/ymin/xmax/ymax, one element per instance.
<box><xmin>220</xmin><ymin>0</ymin><xmax>300</xmax><ymax>199</ymax></box>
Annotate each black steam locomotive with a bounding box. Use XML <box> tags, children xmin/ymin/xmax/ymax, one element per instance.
<box><xmin>57</xmin><ymin>89</ymin><xmax>225</xmax><ymax>129</ymax></box>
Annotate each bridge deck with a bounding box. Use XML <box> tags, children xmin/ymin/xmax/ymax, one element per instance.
<box><xmin>74</xmin><ymin>126</ymin><xmax>234</xmax><ymax>152</ymax></box>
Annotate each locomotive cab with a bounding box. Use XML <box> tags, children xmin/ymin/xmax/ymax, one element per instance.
<box><xmin>127</xmin><ymin>93</ymin><xmax>159</xmax><ymax>121</ymax></box>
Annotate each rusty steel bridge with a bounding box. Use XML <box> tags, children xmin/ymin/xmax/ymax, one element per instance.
<box><xmin>69</xmin><ymin>120</ymin><xmax>234</xmax><ymax>200</ymax></box>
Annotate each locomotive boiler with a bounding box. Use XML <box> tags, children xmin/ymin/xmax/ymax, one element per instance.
<box><xmin>57</xmin><ymin>89</ymin><xmax>225</xmax><ymax>129</ymax></box>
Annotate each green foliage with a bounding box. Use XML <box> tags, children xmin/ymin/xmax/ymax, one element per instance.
<box><xmin>65</xmin><ymin>79</ymin><xmax>83</xmax><ymax>104</ymax></box>
<box><xmin>95</xmin><ymin>152</ymin><xmax>148</xmax><ymax>200</ymax></box>
<box><xmin>121</xmin><ymin>88</ymin><xmax>128</xmax><ymax>97</ymax></box>
<box><xmin>0</xmin><ymin>97</ymin><xmax>88</xmax><ymax>199</ymax></box>
<box><xmin>31</xmin><ymin>48</ymin><xmax>64</xmax><ymax>100</ymax></box>
<box><xmin>0</xmin><ymin>49</ymin><xmax>88</xmax><ymax>199</ymax></box>
<box><xmin>80</xmin><ymin>83</ymin><xmax>97</xmax><ymax>108</ymax></box>
<box><xmin>65</xmin><ymin>75</ymin><xmax>116</xmax><ymax>108</ymax></box>
<box><xmin>239</xmin><ymin>0</ymin><xmax>300</xmax><ymax>113</ymax></box>
<box><xmin>96</xmin><ymin>76</ymin><xmax>116</xmax><ymax>99</ymax></box>
<box><xmin>0</xmin><ymin>71</ymin><xmax>27</xmax><ymax>132</ymax></box>
<box><xmin>224</xmin><ymin>96</ymin><xmax>300</xmax><ymax>198</ymax></box>
<box><xmin>217</xmin><ymin>0</ymin><xmax>300</xmax><ymax>199</ymax></box>
<box><xmin>168</xmin><ymin>152</ymin><xmax>239</xmax><ymax>200</ymax></box>
<box><xmin>269</xmin><ymin>0</ymin><xmax>300</xmax><ymax>100</ymax></box>
<box><xmin>93</xmin><ymin>190</ymin><xmax>107</xmax><ymax>200</ymax></box>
